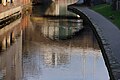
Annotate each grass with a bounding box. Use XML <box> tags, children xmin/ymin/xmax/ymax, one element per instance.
<box><xmin>91</xmin><ymin>4</ymin><xmax>120</xmax><ymax>28</ymax></box>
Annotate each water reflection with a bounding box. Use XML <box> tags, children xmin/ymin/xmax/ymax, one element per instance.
<box><xmin>22</xmin><ymin>0</ymin><xmax>109</xmax><ymax>80</ymax></box>
<box><xmin>40</xmin><ymin>18</ymin><xmax>83</xmax><ymax>40</ymax></box>
<box><xmin>32</xmin><ymin>0</ymin><xmax>78</xmax><ymax>17</ymax></box>
<box><xmin>45</xmin><ymin>0</ymin><xmax>77</xmax><ymax>16</ymax></box>
<box><xmin>0</xmin><ymin>18</ymin><xmax>22</xmax><ymax>80</ymax></box>
<box><xmin>22</xmin><ymin>19</ymin><xmax>109</xmax><ymax>80</ymax></box>
<box><xmin>0</xmin><ymin>0</ymin><xmax>110</xmax><ymax>80</ymax></box>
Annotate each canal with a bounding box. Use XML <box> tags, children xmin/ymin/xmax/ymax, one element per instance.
<box><xmin>0</xmin><ymin>0</ymin><xmax>109</xmax><ymax>80</ymax></box>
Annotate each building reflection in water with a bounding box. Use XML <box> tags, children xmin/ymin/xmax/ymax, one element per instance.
<box><xmin>32</xmin><ymin>0</ymin><xmax>78</xmax><ymax>17</ymax></box>
<box><xmin>22</xmin><ymin>15</ymin><xmax>109</xmax><ymax>80</ymax></box>
<box><xmin>0</xmin><ymin>10</ymin><xmax>31</xmax><ymax>80</ymax></box>
<box><xmin>42</xmin><ymin>44</ymin><xmax>69</xmax><ymax>67</ymax></box>
<box><xmin>22</xmin><ymin>0</ymin><xmax>109</xmax><ymax>79</ymax></box>
<box><xmin>0</xmin><ymin>0</ymin><xmax>110</xmax><ymax>80</ymax></box>
<box><xmin>41</xmin><ymin>18</ymin><xmax>83</xmax><ymax>40</ymax></box>
<box><xmin>0</xmin><ymin>17</ymin><xmax>23</xmax><ymax>80</ymax></box>
<box><xmin>45</xmin><ymin>0</ymin><xmax>78</xmax><ymax>16</ymax></box>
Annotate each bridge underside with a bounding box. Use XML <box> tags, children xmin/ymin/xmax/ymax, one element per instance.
<box><xmin>32</xmin><ymin>0</ymin><xmax>52</xmax><ymax>5</ymax></box>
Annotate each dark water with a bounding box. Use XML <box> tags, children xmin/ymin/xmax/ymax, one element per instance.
<box><xmin>0</xmin><ymin>0</ymin><xmax>109</xmax><ymax>80</ymax></box>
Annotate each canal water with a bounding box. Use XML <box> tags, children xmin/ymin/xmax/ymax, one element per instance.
<box><xmin>0</xmin><ymin>0</ymin><xmax>109</xmax><ymax>80</ymax></box>
<box><xmin>22</xmin><ymin>0</ymin><xmax>109</xmax><ymax>80</ymax></box>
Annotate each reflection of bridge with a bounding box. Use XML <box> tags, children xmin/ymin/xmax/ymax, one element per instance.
<box><xmin>30</xmin><ymin>16</ymin><xmax>99</xmax><ymax>50</ymax></box>
<box><xmin>32</xmin><ymin>0</ymin><xmax>52</xmax><ymax>4</ymax></box>
<box><xmin>32</xmin><ymin>0</ymin><xmax>78</xmax><ymax>4</ymax></box>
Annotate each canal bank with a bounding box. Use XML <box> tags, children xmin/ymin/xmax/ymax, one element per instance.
<box><xmin>68</xmin><ymin>4</ymin><xmax>120</xmax><ymax>80</ymax></box>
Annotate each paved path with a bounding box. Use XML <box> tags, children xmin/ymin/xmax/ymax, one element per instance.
<box><xmin>68</xmin><ymin>4</ymin><xmax>120</xmax><ymax>80</ymax></box>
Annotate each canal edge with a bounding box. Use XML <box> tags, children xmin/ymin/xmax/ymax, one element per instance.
<box><xmin>67</xmin><ymin>5</ymin><xmax>116</xmax><ymax>80</ymax></box>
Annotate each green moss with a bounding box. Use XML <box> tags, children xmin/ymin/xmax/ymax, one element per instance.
<box><xmin>91</xmin><ymin>4</ymin><xmax>120</xmax><ymax>28</ymax></box>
